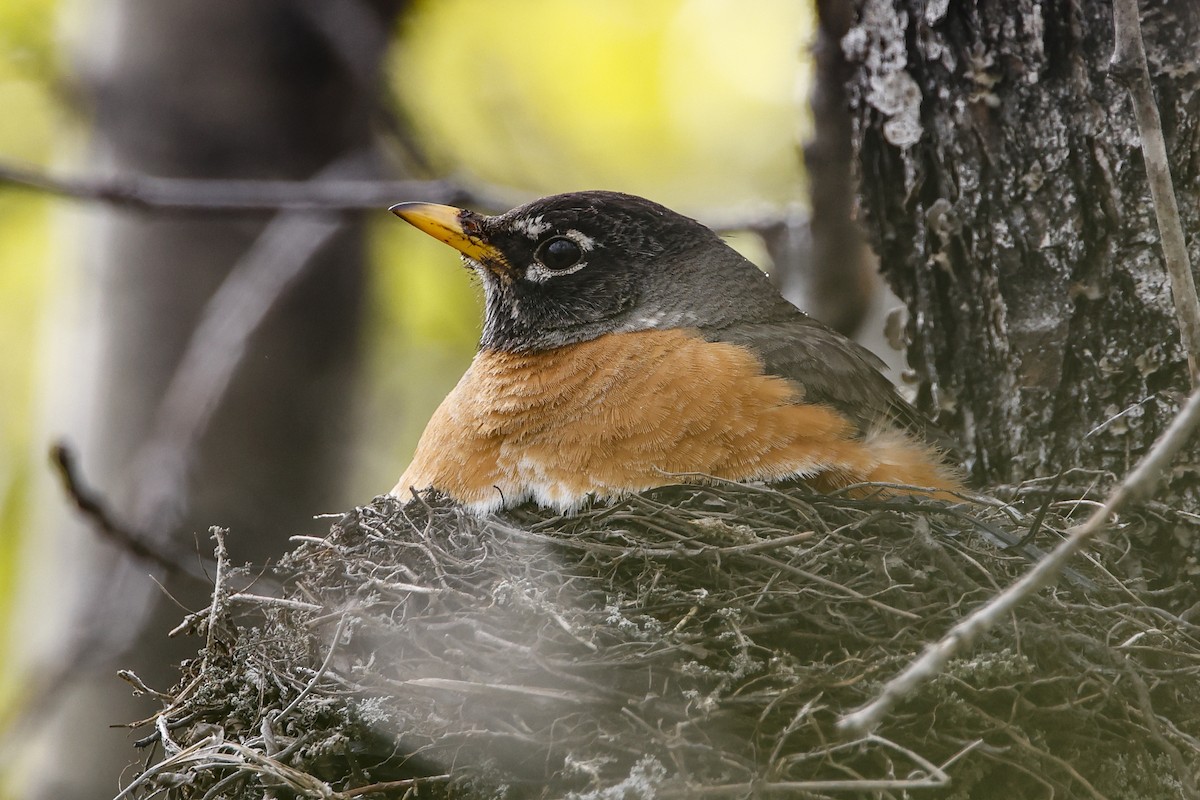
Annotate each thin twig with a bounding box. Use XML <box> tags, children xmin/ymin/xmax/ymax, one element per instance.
<box><xmin>276</xmin><ymin>613</ymin><xmax>349</xmax><ymax>723</ymax></box>
<box><xmin>228</xmin><ymin>593</ymin><xmax>324</xmax><ymax>613</ymax></box>
<box><xmin>838</xmin><ymin>385</ymin><xmax>1200</xmax><ymax>735</ymax></box>
<box><xmin>156</xmin><ymin>714</ymin><xmax>182</xmax><ymax>755</ymax></box>
<box><xmin>334</xmin><ymin>774</ymin><xmax>452</xmax><ymax>799</ymax></box>
<box><xmin>117</xmin><ymin>669</ymin><xmax>174</xmax><ymax>700</ymax></box>
<box><xmin>700</xmin><ymin>202</ymin><xmax>809</xmax><ymax>236</ymax></box>
<box><xmin>1110</xmin><ymin>0</ymin><xmax>1200</xmax><ymax>384</ymax></box>
<box><xmin>661</xmin><ymin>738</ymin><xmax>953</xmax><ymax>800</ymax></box>
<box><xmin>48</xmin><ymin>441</ymin><xmax>206</xmax><ymax>582</ymax></box>
<box><xmin>1123</xmin><ymin>656</ymin><xmax>1200</xmax><ymax>800</ymax></box>
<box><xmin>662</xmin><ymin>778</ymin><xmax>946</xmax><ymax>796</ymax></box>
<box><xmin>204</xmin><ymin>527</ymin><xmax>231</xmax><ymax>660</ymax></box>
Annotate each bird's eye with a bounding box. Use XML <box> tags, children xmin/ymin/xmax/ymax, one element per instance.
<box><xmin>536</xmin><ymin>237</ymin><xmax>583</xmax><ymax>271</ymax></box>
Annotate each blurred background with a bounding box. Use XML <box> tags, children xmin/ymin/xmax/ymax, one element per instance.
<box><xmin>0</xmin><ymin>0</ymin><xmax>889</xmax><ymax>796</ymax></box>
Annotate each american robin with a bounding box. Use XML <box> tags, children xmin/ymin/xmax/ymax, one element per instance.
<box><xmin>389</xmin><ymin>191</ymin><xmax>960</xmax><ymax>512</ymax></box>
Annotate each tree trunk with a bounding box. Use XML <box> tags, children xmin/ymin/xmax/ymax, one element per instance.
<box><xmin>803</xmin><ymin>0</ymin><xmax>880</xmax><ymax>336</ymax></box>
<box><xmin>845</xmin><ymin>0</ymin><xmax>1200</xmax><ymax>518</ymax></box>
<box><xmin>19</xmin><ymin>2</ymin><xmax>405</xmax><ymax>797</ymax></box>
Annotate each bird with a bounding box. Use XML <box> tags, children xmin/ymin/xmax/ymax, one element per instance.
<box><xmin>388</xmin><ymin>190</ymin><xmax>961</xmax><ymax>513</ymax></box>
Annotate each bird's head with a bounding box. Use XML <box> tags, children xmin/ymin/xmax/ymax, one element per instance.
<box><xmin>391</xmin><ymin>190</ymin><xmax>792</xmax><ymax>352</ymax></box>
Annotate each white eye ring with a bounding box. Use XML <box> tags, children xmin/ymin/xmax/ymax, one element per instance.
<box><xmin>536</xmin><ymin>237</ymin><xmax>583</xmax><ymax>271</ymax></box>
<box><xmin>524</xmin><ymin>229</ymin><xmax>594</xmax><ymax>282</ymax></box>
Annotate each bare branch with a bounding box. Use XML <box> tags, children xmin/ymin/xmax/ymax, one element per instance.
<box><xmin>0</xmin><ymin>158</ymin><xmax>799</xmax><ymax>235</ymax></box>
<box><xmin>0</xmin><ymin>159</ymin><xmax>519</xmax><ymax>213</ymax></box>
<box><xmin>1110</xmin><ymin>0</ymin><xmax>1200</xmax><ymax>385</ymax></box>
<box><xmin>838</xmin><ymin>385</ymin><xmax>1200</xmax><ymax>736</ymax></box>
<box><xmin>48</xmin><ymin>441</ymin><xmax>207</xmax><ymax>582</ymax></box>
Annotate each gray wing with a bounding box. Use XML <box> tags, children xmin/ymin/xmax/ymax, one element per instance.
<box><xmin>701</xmin><ymin>316</ymin><xmax>957</xmax><ymax>454</ymax></box>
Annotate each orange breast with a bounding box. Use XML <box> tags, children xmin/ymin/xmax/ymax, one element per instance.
<box><xmin>392</xmin><ymin>329</ymin><xmax>958</xmax><ymax>512</ymax></box>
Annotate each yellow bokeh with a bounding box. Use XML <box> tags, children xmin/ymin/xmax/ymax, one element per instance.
<box><xmin>0</xmin><ymin>0</ymin><xmax>58</xmax><ymax>760</ymax></box>
<box><xmin>0</xmin><ymin>0</ymin><xmax>57</xmax><ymax>83</ymax></box>
<box><xmin>393</xmin><ymin>0</ymin><xmax>810</xmax><ymax>209</ymax></box>
<box><xmin>0</xmin><ymin>79</ymin><xmax>56</xmax><ymax>163</ymax></box>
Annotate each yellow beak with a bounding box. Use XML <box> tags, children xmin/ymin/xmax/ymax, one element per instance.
<box><xmin>389</xmin><ymin>202</ymin><xmax>508</xmax><ymax>269</ymax></box>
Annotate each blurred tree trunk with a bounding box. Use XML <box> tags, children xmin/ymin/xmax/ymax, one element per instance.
<box><xmin>845</xmin><ymin>1</ymin><xmax>1200</xmax><ymax>521</ymax></box>
<box><xmin>21</xmin><ymin>1</ymin><xmax>407</xmax><ymax>797</ymax></box>
<box><xmin>802</xmin><ymin>0</ymin><xmax>879</xmax><ymax>336</ymax></box>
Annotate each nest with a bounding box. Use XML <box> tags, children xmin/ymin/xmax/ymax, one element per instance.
<box><xmin>122</xmin><ymin>482</ymin><xmax>1200</xmax><ymax>799</ymax></box>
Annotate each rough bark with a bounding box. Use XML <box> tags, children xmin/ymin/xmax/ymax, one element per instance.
<box><xmin>20</xmin><ymin>2</ymin><xmax>405</xmax><ymax>797</ymax></box>
<box><xmin>844</xmin><ymin>0</ymin><xmax>1200</xmax><ymax>518</ymax></box>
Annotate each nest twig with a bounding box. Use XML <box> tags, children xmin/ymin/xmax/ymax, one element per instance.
<box><xmin>121</xmin><ymin>482</ymin><xmax>1200</xmax><ymax>799</ymax></box>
